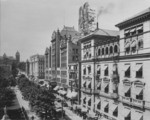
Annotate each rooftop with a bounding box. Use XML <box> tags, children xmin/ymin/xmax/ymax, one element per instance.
<box><xmin>80</xmin><ymin>28</ymin><xmax>119</xmax><ymax>42</ymax></box>
<box><xmin>116</xmin><ymin>7</ymin><xmax>150</xmax><ymax>28</ymax></box>
<box><xmin>60</xmin><ymin>26</ymin><xmax>80</xmax><ymax>38</ymax></box>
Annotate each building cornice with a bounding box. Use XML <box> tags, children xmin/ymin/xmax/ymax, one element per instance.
<box><xmin>116</xmin><ymin>12</ymin><xmax>150</xmax><ymax>30</ymax></box>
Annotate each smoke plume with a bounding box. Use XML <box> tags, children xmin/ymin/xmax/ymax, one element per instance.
<box><xmin>97</xmin><ymin>3</ymin><xmax>115</xmax><ymax>20</ymax></box>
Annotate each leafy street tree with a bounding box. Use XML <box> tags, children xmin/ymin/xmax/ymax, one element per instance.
<box><xmin>18</xmin><ymin>76</ymin><xmax>56</xmax><ymax>119</ymax></box>
<box><xmin>18</xmin><ymin>62</ymin><xmax>26</xmax><ymax>71</ymax></box>
<box><xmin>0</xmin><ymin>67</ymin><xmax>16</xmax><ymax>109</ymax></box>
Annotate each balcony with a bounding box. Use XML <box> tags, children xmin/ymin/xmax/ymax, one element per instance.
<box><xmin>121</xmin><ymin>96</ymin><xmax>131</xmax><ymax>105</ymax></box>
<box><xmin>81</xmin><ymin>87</ymin><xmax>93</xmax><ymax>94</ymax></box>
<box><xmin>111</xmin><ymin>93</ymin><xmax>119</xmax><ymax>99</ymax></box>
<box><xmin>132</xmin><ymin>98</ymin><xmax>145</xmax><ymax>108</ymax></box>
<box><xmin>83</xmin><ymin>76</ymin><xmax>92</xmax><ymax>80</ymax></box>
<box><xmin>93</xmin><ymin>89</ymin><xmax>100</xmax><ymax>95</ymax></box>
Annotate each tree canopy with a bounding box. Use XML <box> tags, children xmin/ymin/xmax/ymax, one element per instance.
<box><xmin>18</xmin><ymin>76</ymin><xmax>56</xmax><ymax>119</ymax></box>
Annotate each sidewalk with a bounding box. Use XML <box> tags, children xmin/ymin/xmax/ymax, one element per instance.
<box><xmin>13</xmin><ymin>86</ymin><xmax>40</xmax><ymax>120</ymax></box>
<box><xmin>56</xmin><ymin>102</ymin><xmax>83</xmax><ymax>120</ymax></box>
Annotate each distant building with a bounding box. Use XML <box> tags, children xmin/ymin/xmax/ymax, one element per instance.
<box><xmin>44</xmin><ymin>46</ymin><xmax>52</xmax><ymax>82</ymax></box>
<box><xmin>29</xmin><ymin>54</ymin><xmax>45</xmax><ymax>81</ymax></box>
<box><xmin>78</xmin><ymin>2</ymin><xmax>96</xmax><ymax>35</ymax></box>
<box><xmin>16</xmin><ymin>51</ymin><xmax>20</xmax><ymax>63</ymax></box>
<box><xmin>0</xmin><ymin>51</ymin><xmax>20</xmax><ymax>70</ymax></box>
<box><xmin>25</xmin><ymin>59</ymin><xmax>30</xmax><ymax>76</ymax></box>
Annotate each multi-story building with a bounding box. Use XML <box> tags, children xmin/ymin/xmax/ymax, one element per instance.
<box><xmin>80</xmin><ymin>28</ymin><xmax>119</xmax><ymax>118</ymax></box>
<box><xmin>115</xmin><ymin>8</ymin><xmax>150</xmax><ymax>120</ymax></box>
<box><xmin>29</xmin><ymin>54</ymin><xmax>45</xmax><ymax>81</ymax></box>
<box><xmin>67</xmin><ymin>37</ymin><xmax>81</xmax><ymax>103</ymax></box>
<box><xmin>51</xmin><ymin>30</ymin><xmax>61</xmax><ymax>84</ymax></box>
<box><xmin>0</xmin><ymin>51</ymin><xmax>20</xmax><ymax>66</ymax></box>
<box><xmin>60</xmin><ymin>26</ymin><xmax>80</xmax><ymax>89</ymax></box>
<box><xmin>79</xmin><ymin>7</ymin><xmax>150</xmax><ymax>120</ymax></box>
<box><xmin>25</xmin><ymin>59</ymin><xmax>30</xmax><ymax>77</ymax></box>
<box><xmin>44</xmin><ymin>47</ymin><xmax>52</xmax><ymax>82</ymax></box>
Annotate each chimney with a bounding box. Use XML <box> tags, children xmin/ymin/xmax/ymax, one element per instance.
<box><xmin>96</xmin><ymin>22</ymin><xmax>99</xmax><ymax>30</ymax></box>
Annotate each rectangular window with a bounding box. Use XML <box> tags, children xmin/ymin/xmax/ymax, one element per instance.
<box><xmin>104</xmin><ymin>84</ymin><xmax>109</xmax><ymax>93</ymax></box>
<box><xmin>97</xmin><ymin>65</ymin><xmax>101</xmax><ymax>75</ymax></box>
<box><xmin>97</xmin><ymin>102</ymin><xmax>101</xmax><ymax>110</ymax></box>
<box><xmin>76</xmin><ymin>49</ymin><xmax>78</xmax><ymax>54</ymax></box>
<box><xmin>104</xmin><ymin>104</ymin><xmax>109</xmax><ymax>113</ymax></box>
<box><xmin>113</xmin><ymin>108</ymin><xmax>118</xmax><ymax>117</ymax></box>
<box><xmin>125</xmin><ymin>88</ymin><xmax>131</xmax><ymax>97</ymax></box>
<box><xmin>88</xmin><ymin>99</ymin><xmax>91</xmax><ymax>106</ymax></box>
<box><xmin>83</xmin><ymin>67</ymin><xmax>86</xmax><ymax>75</ymax></box>
<box><xmin>88</xmin><ymin>65</ymin><xmax>91</xmax><ymax>74</ymax></box>
<box><xmin>124</xmin><ymin>64</ymin><xmax>130</xmax><ymax>77</ymax></box>
<box><xmin>135</xmin><ymin>63</ymin><xmax>143</xmax><ymax>78</ymax></box>
<box><xmin>104</xmin><ymin>66</ymin><xmax>108</xmax><ymax>76</ymax></box>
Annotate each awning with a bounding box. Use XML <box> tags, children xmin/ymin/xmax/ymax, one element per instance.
<box><xmin>66</xmin><ymin>90</ymin><xmax>72</xmax><ymax>98</ymax></box>
<box><xmin>86</xmin><ymin>81</ymin><xmax>91</xmax><ymax>88</ymax></box>
<box><xmin>83</xmin><ymin>81</ymin><xmax>86</xmax><ymax>87</ymax></box>
<box><xmin>103</xmin><ymin>83</ymin><xmax>109</xmax><ymax>89</ymax></box>
<box><xmin>81</xmin><ymin>107</ymin><xmax>87</xmax><ymax>112</ymax></box>
<box><xmin>61</xmin><ymin>90</ymin><xmax>67</xmax><ymax>95</ymax></box>
<box><xmin>95</xmin><ymin>99</ymin><xmax>100</xmax><ymax>105</ymax></box>
<box><xmin>76</xmin><ymin>105</ymin><xmax>82</xmax><ymax>109</ymax></box>
<box><xmin>102</xmin><ymin>66</ymin><xmax>108</xmax><ymax>71</ymax></box>
<box><xmin>102</xmin><ymin>101</ymin><xmax>108</xmax><ymax>109</ymax></box>
<box><xmin>112</xmin><ymin>64</ymin><xmax>117</xmax><ymax>71</ymax></box>
<box><xmin>97</xmin><ymin>65</ymin><xmax>101</xmax><ymax>70</ymax></box>
<box><xmin>56</xmin><ymin>108</ymin><xmax>62</xmax><ymax>112</ymax></box>
<box><xmin>130</xmin><ymin>28</ymin><xmax>136</xmax><ymax>32</ymax></box>
<box><xmin>73</xmin><ymin>104</ymin><xmax>77</xmax><ymax>110</ymax></box>
<box><xmin>125</xmin><ymin>42</ymin><xmax>130</xmax><ymax>48</ymax></box>
<box><xmin>137</xmin><ymin>26</ymin><xmax>143</xmax><ymax>31</ymax></box>
<box><xmin>86</xmin><ymin>97</ymin><xmax>91</xmax><ymax>102</ymax></box>
<box><xmin>54</xmin><ymin>86</ymin><xmax>59</xmax><ymax>91</ymax></box>
<box><xmin>134</xmin><ymin>64</ymin><xmax>142</xmax><ymax>71</ymax></box>
<box><xmin>96</xmin><ymin>82</ymin><xmax>101</xmax><ymax>89</ymax></box>
<box><xmin>123</xmin><ymin>108</ymin><xmax>131</xmax><ymax>117</ymax></box>
<box><xmin>134</xmin><ymin>87</ymin><xmax>143</xmax><ymax>95</ymax></box>
<box><xmin>58</xmin><ymin>90</ymin><xmax>62</xmax><ymax>94</ymax></box>
<box><xmin>67</xmin><ymin>101</ymin><xmax>71</xmax><ymax>107</ymax></box>
<box><xmin>59</xmin><ymin>86</ymin><xmax>63</xmax><ymax>90</ymax></box>
<box><xmin>87</xmin><ymin>112</ymin><xmax>97</xmax><ymax>118</ymax></box>
<box><xmin>100</xmin><ymin>117</ymin><xmax>108</xmax><ymax>120</ymax></box>
<box><xmin>123</xmin><ymin>65</ymin><xmax>130</xmax><ymax>71</ymax></box>
<box><xmin>124</xmin><ymin>85</ymin><xmax>130</xmax><ymax>93</ymax></box>
<box><xmin>110</xmin><ymin>104</ymin><xmax>118</xmax><ymax>111</ymax></box>
<box><xmin>132</xmin><ymin>111</ymin><xmax>143</xmax><ymax>120</ymax></box>
<box><xmin>131</xmin><ymin>41</ymin><xmax>136</xmax><ymax>47</ymax></box>
<box><xmin>71</xmin><ymin>91</ymin><xmax>78</xmax><ymax>99</ymax></box>
<box><xmin>125</xmin><ymin>30</ymin><xmax>130</xmax><ymax>34</ymax></box>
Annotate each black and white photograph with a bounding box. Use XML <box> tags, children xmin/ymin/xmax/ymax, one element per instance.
<box><xmin>0</xmin><ymin>0</ymin><xmax>150</xmax><ymax>120</ymax></box>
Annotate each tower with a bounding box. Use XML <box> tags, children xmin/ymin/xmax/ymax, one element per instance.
<box><xmin>15</xmin><ymin>51</ymin><xmax>20</xmax><ymax>63</ymax></box>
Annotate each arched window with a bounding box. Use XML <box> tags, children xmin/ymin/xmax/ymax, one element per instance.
<box><xmin>114</xmin><ymin>45</ymin><xmax>118</xmax><ymax>53</ymax></box>
<box><xmin>102</xmin><ymin>48</ymin><xmax>104</xmax><ymax>55</ymax></box>
<box><xmin>110</xmin><ymin>46</ymin><xmax>113</xmax><ymax>54</ymax></box>
<box><xmin>98</xmin><ymin>48</ymin><xmax>101</xmax><ymax>56</ymax></box>
<box><xmin>106</xmin><ymin>47</ymin><xmax>108</xmax><ymax>55</ymax></box>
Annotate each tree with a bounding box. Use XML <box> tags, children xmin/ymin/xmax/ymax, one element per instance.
<box><xmin>0</xmin><ymin>67</ymin><xmax>15</xmax><ymax>108</ymax></box>
<box><xmin>18</xmin><ymin>75</ymin><xmax>56</xmax><ymax>119</ymax></box>
<box><xmin>11</xmin><ymin>62</ymin><xmax>18</xmax><ymax>78</ymax></box>
<box><xmin>18</xmin><ymin>62</ymin><xmax>26</xmax><ymax>71</ymax></box>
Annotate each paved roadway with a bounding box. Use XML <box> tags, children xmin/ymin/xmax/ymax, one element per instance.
<box><xmin>13</xmin><ymin>86</ymin><xmax>40</xmax><ymax>120</ymax></box>
<box><xmin>14</xmin><ymin>86</ymin><xmax>83</xmax><ymax>120</ymax></box>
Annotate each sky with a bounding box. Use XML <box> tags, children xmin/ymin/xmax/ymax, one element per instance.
<box><xmin>0</xmin><ymin>0</ymin><xmax>150</xmax><ymax>61</ymax></box>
